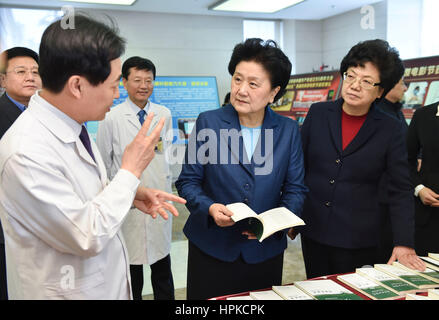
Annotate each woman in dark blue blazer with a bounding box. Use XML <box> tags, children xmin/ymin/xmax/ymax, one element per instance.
<box><xmin>176</xmin><ymin>39</ymin><xmax>307</xmax><ymax>300</ymax></box>
<box><xmin>299</xmin><ymin>39</ymin><xmax>425</xmax><ymax>279</ymax></box>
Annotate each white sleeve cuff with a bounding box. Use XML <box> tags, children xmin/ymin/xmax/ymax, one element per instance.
<box><xmin>414</xmin><ymin>184</ymin><xmax>425</xmax><ymax>197</ymax></box>
<box><xmin>113</xmin><ymin>168</ymin><xmax>140</xmax><ymax>192</ymax></box>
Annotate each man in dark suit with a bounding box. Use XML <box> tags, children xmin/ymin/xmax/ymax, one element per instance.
<box><xmin>376</xmin><ymin>77</ymin><xmax>408</xmax><ymax>263</ymax></box>
<box><xmin>299</xmin><ymin>40</ymin><xmax>425</xmax><ymax>279</ymax></box>
<box><xmin>407</xmin><ymin>102</ymin><xmax>439</xmax><ymax>256</ymax></box>
<box><xmin>0</xmin><ymin>47</ymin><xmax>41</xmax><ymax>299</ymax></box>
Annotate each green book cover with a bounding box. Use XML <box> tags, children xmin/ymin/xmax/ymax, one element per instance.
<box><xmin>314</xmin><ymin>292</ymin><xmax>363</xmax><ymax>300</ymax></box>
<box><xmin>380</xmin><ymin>279</ymin><xmax>417</xmax><ymax>293</ymax></box>
<box><xmin>399</xmin><ymin>275</ymin><xmax>437</xmax><ymax>287</ymax></box>
<box><xmin>356</xmin><ymin>267</ymin><xmax>417</xmax><ymax>294</ymax></box>
<box><xmin>338</xmin><ymin>273</ymin><xmax>398</xmax><ymax>300</ymax></box>
<box><xmin>376</xmin><ymin>264</ymin><xmax>438</xmax><ymax>288</ymax></box>
<box><xmin>294</xmin><ymin>279</ymin><xmax>363</xmax><ymax>300</ymax></box>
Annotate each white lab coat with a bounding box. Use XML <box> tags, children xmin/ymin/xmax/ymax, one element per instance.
<box><xmin>0</xmin><ymin>92</ymin><xmax>137</xmax><ymax>299</ymax></box>
<box><xmin>96</xmin><ymin>99</ymin><xmax>173</xmax><ymax>265</ymax></box>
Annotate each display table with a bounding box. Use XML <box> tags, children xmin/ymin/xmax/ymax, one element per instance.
<box><xmin>210</xmin><ymin>272</ymin><xmax>430</xmax><ymax>300</ymax></box>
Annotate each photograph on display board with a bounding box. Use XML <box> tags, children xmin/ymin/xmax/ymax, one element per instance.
<box><xmin>271</xmin><ymin>70</ymin><xmax>342</xmax><ymax>125</ymax></box>
<box><xmin>424</xmin><ymin>81</ymin><xmax>439</xmax><ymax>106</ymax></box>
<box><xmin>401</xmin><ymin>55</ymin><xmax>439</xmax><ymax>123</ymax></box>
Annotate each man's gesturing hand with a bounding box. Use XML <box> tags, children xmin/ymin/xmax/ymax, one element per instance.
<box><xmin>121</xmin><ymin>112</ymin><xmax>165</xmax><ymax>178</ymax></box>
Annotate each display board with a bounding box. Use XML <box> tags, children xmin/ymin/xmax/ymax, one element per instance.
<box><xmin>401</xmin><ymin>55</ymin><xmax>439</xmax><ymax>122</ymax></box>
<box><xmin>271</xmin><ymin>55</ymin><xmax>439</xmax><ymax>126</ymax></box>
<box><xmin>86</xmin><ymin>76</ymin><xmax>220</xmax><ymax>143</ymax></box>
<box><xmin>271</xmin><ymin>70</ymin><xmax>342</xmax><ymax>126</ymax></box>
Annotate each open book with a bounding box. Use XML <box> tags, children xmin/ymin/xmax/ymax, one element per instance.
<box><xmin>227</xmin><ymin>202</ymin><xmax>305</xmax><ymax>242</ymax></box>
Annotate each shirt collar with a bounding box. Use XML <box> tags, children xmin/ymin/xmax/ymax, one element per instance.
<box><xmin>436</xmin><ymin>104</ymin><xmax>439</xmax><ymax>116</ymax></box>
<box><xmin>6</xmin><ymin>93</ymin><xmax>27</xmax><ymax>112</ymax></box>
<box><xmin>126</xmin><ymin>97</ymin><xmax>150</xmax><ymax>115</ymax></box>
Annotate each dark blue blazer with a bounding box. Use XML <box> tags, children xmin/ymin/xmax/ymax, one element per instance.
<box><xmin>300</xmin><ymin>99</ymin><xmax>414</xmax><ymax>249</ymax></box>
<box><xmin>176</xmin><ymin>104</ymin><xmax>307</xmax><ymax>264</ymax></box>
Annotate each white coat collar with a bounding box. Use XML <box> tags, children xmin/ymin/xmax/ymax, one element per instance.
<box><xmin>28</xmin><ymin>91</ymin><xmax>82</xmax><ymax>143</ymax></box>
<box><xmin>29</xmin><ymin>91</ymin><xmax>102</xmax><ymax>168</ymax></box>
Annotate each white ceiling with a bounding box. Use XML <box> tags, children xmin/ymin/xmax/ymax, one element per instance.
<box><xmin>0</xmin><ymin>0</ymin><xmax>383</xmax><ymax>20</ymax></box>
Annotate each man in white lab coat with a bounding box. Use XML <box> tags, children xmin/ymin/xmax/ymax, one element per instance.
<box><xmin>0</xmin><ymin>14</ymin><xmax>185</xmax><ymax>300</ymax></box>
<box><xmin>97</xmin><ymin>57</ymin><xmax>174</xmax><ymax>300</ymax></box>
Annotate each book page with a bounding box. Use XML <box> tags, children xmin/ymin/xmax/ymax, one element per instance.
<box><xmin>429</xmin><ymin>253</ymin><xmax>439</xmax><ymax>261</ymax></box>
<box><xmin>294</xmin><ymin>280</ymin><xmax>361</xmax><ymax>300</ymax></box>
<box><xmin>272</xmin><ymin>285</ymin><xmax>313</xmax><ymax>300</ymax></box>
<box><xmin>249</xmin><ymin>290</ymin><xmax>283</xmax><ymax>300</ymax></box>
<box><xmin>227</xmin><ymin>202</ymin><xmax>257</xmax><ymax>222</ymax></box>
<box><xmin>259</xmin><ymin>207</ymin><xmax>305</xmax><ymax>241</ymax></box>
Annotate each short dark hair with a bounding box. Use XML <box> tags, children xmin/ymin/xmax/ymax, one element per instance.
<box><xmin>340</xmin><ymin>39</ymin><xmax>404</xmax><ymax>98</ymax></box>
<box><xmin>39</xmin><ymin>13</ymin><xmax>126</xmax><ymax>93</ymax></box>
<box><xmin>122</xmin><ymin>56</ymin><xmax>156</xmax><ymax>80</ymax></box>
<box><xmin>228</xmin><ymin>38</ymin><xmax>292</xmax><ymax>103</ymax></box>
<box><xmin>0</xmin><ymin>47</ymin><xmax>39</xmax><ymax>73</ymax></box>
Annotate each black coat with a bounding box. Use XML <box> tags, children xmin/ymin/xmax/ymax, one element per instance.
<box><xmin>407</xmin><ymin>102</ymin><xmax>439</xmax><ymax>227</ymax></box>
<box><xmin>300</xmin><ymin>98</ymin><xmax>415</xmax><ymax>249</ymax></box>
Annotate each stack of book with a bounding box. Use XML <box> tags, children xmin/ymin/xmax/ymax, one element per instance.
<box><xmin>375</xmin><ymin>264</ymin><xmax>439</xmax><ymax>290</ymax></box>
<box><xmin>337</xmin><ymin>272</ymin><xmax>399</xmax><ymax>300</ymax></box>
<box><xmin>356</xmin><ymin>267</ymin><xmax>417</xmax><ymax>298</ymax></box>
<box><xmin>242</xmin><ymin>280</ymin><xmax>361</xmax><ymax>300</ymax></box>
<box><xmin>419</xmin><ymin>253</ymin><xmax>439</xmax><ymax>272</ymax></box>
<box><xmin>226</xmin><ymin>252</ymin><xmax>439</xmax><ymax>300</ymax></box>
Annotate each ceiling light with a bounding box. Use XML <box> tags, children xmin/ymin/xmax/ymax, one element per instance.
<box><xmin>63</xmin><ymin>0</ymin><xmax>136</xmax><ymax>5</ymax></box>
<box><xmin>209</xmin><ymin>0</ymin><xmax>306</xmax><ymax>13</ymax></box>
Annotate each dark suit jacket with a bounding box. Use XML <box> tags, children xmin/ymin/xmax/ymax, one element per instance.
<box><xmin>300</xmin><ymin>99</ymin><xmax>414</xmax><ymax>249</ymax></box>
<box><xmin>0</xmin><ymin>93</ymin><xmax>25</xmax><ymax>244</ymax></box>
<box><xmin>407</xmin><ymin>102</ymin><xmax>439</xmax><ymax>227</ymax></box>
<box><xmin>376</xmin><ymin>98</ymin><xmax>409</xmax><ymax>204</ymax></box>
<box><xmin>176</xmin><ymin>104</ymin><xmax>307</xmax><ymax>264</ymax></box>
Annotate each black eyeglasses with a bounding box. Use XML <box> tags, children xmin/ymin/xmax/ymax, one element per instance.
<box><xmin>343</xmin><ymin>72</ymin><xmax>381</xmax><ymax>90</ymax></box>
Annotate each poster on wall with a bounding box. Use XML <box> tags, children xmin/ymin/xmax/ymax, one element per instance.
<box><xmin>86</xmin><ymin>76</ymin><xmax>220</xmax><ymax>143</ymax></box>
<box><xmin>401</xmin><ymin>55</ymin><xmax>439</xmax><ymax>122</ymax></box>
<box><xmin>271</xmin><ymin>70</ymin><xmax>342</xmax><ymax>126</ymax></box>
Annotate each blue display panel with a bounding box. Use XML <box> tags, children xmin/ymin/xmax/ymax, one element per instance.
<box><xmin>86</xmin><ymin>76</ymin><xmax>220</xmax><ymax>144</ymax></box>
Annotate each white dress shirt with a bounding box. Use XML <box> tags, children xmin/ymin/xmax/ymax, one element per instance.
<box><xmin>0</xmin><ymin>92</ymin><xmax>139</xmax><ymax>299</ymax></box>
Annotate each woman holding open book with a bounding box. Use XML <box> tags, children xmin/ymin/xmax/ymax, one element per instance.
<box><xmin>176</xmin><ymin>38</ymin><xmax>307</xmax><ymax>300</ymax></box>
<box><xmin>299</xmin><ymin>39</ymin><xmax>425</xmax><ymax>279</ymax></box>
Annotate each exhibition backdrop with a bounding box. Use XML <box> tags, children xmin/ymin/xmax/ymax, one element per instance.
<box><xmin>271</xmin><ymin>55</ymin><xmax>439</xmax><ymax>125</ymax></box>
<box><xmin>86</xmin><ymin>76</ymin><xmax>220</xmax><ymax>143</ymax></box>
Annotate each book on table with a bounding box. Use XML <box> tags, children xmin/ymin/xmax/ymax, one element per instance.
<box><xmin>428</xmin><ymin>289</ymin><xmax>439</xmax><ymax>300</ymax></box>
<box><xmin>337</xmin><ymin>273</ymin><xmax>399</xmax><ymax>300</ymax></box>
<box><xmin>429</xmin><ymin>253</ymin><xmax>439</xmax><ymax>261</ymax></box>
<box><xmin>419</xmin><ymin>256</ymin><xmax>439</xmax><ymax>272</ymax></box>
<box><xmin>293</xmin><ymin>279</ymin><xmax>362</xmax><ymax>300</ymax></box>
<box><xmin>406</xmin><ymin>293</ymin><xmax>433</xmax><ymax>300</ymax></box>
<box><xmin>272</xmin><ymin>285</ymin><xmax>314</xmax><ymax>300</ymax></box>
<box><xmin>393</xmin><ymin>261</ymin><xmax>439</xmax><ymax>284</ymax></box>
<box><xmin>226</xmin><ymin>295</ymin><xmax>253</xmax><ymax>300</ymax></box>
<box><xmin>374</xmin><ymin>264</ymin><xmax>439</xmax><ymax>290</ymax></box>
<box><xmin>356</xmin><ymin>267</ymin><xmax>417</xmax><ymax>296</ymax></box>
<box><xmin>249</xmin><ymin>290</ymin><xmax>283</xmax><ymax>300</ymax></box>
<box><xmin>227</xmin><ymin>202</ymin><xmax>305</xmax><ymax>242</ymax></box>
